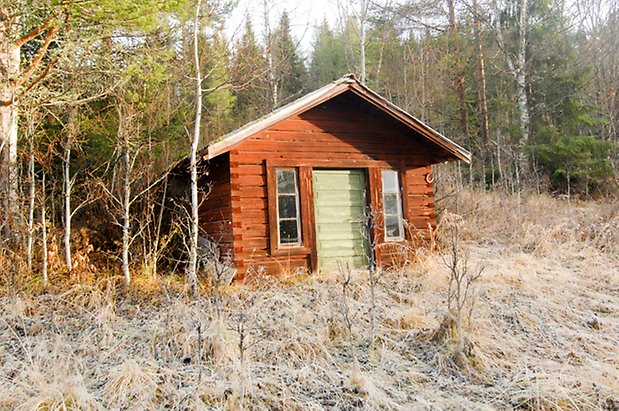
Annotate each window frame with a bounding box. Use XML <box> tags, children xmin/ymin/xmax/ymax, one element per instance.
<box><xmin>275</xmin><ymin>168</ymin><xmax>302</xmax><ymax>247</ymax></box>
<box><xmin>381</xmin><ymin>169</ymin><xmax>405</xmax><ymax>241</ymax></box>
<box><xmin>266</xmin><ymin>163</ymin><xmax>312</xmax><ymax>256</ymax></box>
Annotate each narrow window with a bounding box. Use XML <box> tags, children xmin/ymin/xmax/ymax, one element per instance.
<box><xmin>382</xmin><ymin>170</ymin><xmax>404</xmax><ymax>240</ymax></box>
<box><xmin>276</xmin><ymin>169</ymin><xmax>301</xmax><ymax>246</ymax></box>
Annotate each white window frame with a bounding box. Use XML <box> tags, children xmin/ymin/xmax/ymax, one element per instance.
<box><xmin>382</xmin><ymin>169</ymin><xmax>405</xmax><ymax>241</ymax></box>
<box><xmin>276</xmin><ymin>168</ymin><xmax>302</xmax><ymax>247</ymax></box>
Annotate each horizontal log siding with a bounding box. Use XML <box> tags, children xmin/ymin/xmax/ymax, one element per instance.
<box><xmin>198</xmin><ymin>153</ymin><xmax>234</xmax><ymax>260</ymax></box>
<box><xmin>228</xmin><ymin>103</ymin><xmax>437</xmax><ymax>275</ymax></box>
<box><xmin>379</xmin><ymin>165</ymin><xmax>436</xmax><ymax>268</ymax></box>
<box><xmin>404</xmin><ymin>166</ymin><xmax>436</xmax><ymax>232</ymax></box>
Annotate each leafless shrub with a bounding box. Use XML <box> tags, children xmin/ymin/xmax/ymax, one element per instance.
<box><xmin>198</xmin><ymin>235</ymin><xmax>236</xmax><ymax>316</ymax></box>
<box><xmin>360</xmin><ymin>206</ymin><xmax>382</xmax><ymax>343</ymax></box>
<box><xmin>337</xmin><ymin>262</ymin><xmax>358</xmax><ymax>364</ymax></box>
<box><xmin>434</xmin><ymin>212</ymin><xmax>483</xmax><ymax>369</ymax></box>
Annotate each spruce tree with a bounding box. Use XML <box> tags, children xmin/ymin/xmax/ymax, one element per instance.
<box><xmin>272</xmin><ymin>11</ymin><xmax>307</xmax><ymax>106</ymax></box>
<box><xmin>231</xmin><ymin>18</ymin><xmax>269</xmax><ymax>124</ymax></box>
<box><xmin>309</xmin><ymin>19</ymin><xmax>347</xmax><ymax>90</ymax></box>
<box><xmin>201</xmin><ymin>30</ymin><xmax>236</xmax><ymax>139</ymax></box>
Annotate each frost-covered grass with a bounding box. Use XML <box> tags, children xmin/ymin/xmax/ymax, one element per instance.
<box><xmin>1</xmin><ymin>190</ymin><xmax>617</xmax><ymax>410</ymax></box>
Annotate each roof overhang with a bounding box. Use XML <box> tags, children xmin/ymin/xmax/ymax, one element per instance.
<box><xmin>203</xmin><ymin>74</ymin><xmax>471</xmax><ymax>164</ymax></box>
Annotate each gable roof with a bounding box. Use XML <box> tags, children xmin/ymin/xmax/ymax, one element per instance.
<box><xmin>204</xmin><ymin>74</ymin><xmax>470</xmax><ymax>163</ymax></box>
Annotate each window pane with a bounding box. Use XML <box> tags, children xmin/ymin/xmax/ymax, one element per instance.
<box><xmin>276</xmin><ymin>170</ymin><xmax>296</xmax><ymax>194</ymax></box>
<box><xmin>279</xmin><ymin>220</ymin><xmax>299</xmax><ymax>244</ymax></box>
<box><xmin>275</xmin><ymin>168</ymin><xmax>302</xmax><ymax>246</ymax></box>
<box><xmin>382</xmin><ymin>169</ymin><xmax>403</xmax><ymax>239</ymax></box>
<box><xmin>385</xmin><ymin>215</ymin><xmax>402</xmax><ymax>239</ymax></box>
<box><xmin>278</xmin><ymin>195</ymin><xmax>297</xmax><ymax>219</ymax></box>
<box><xmin>382</xmin><ymin>170</ymin><xmax>399</xmax><ymax>192</ymax></box>
<box><xmin>384</xmin><ymin>193</ymin><xmax>399</xmax><ymax>215</ymax></box>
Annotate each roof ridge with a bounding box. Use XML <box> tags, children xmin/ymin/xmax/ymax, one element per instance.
<box><xmin>183</xmin><ymin>74</ymin><xmax>469</xmax><ymax>165</ymax></box>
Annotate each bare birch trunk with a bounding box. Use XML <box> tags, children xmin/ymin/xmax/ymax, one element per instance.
<box><xmin>27</xmin><ymin>135</ymin><xmax>35</xmax><ymax>271</ymax></box>
<box><xmin>2</xmin><ymin>12</ymin><xmax>59</xmax><ymax>234</ymax></box>
<box><xmin>122</xmin><ymin>136</ymin><xmax>131</xmax><ymax>286</ymax></box>
<box><xmin>473</xmin><ymin>0</ymin><xmax>490</xmax><ymax>158</ymax></box>
<box><xmin>496</xmin><ymin>131</ymin><xmax>503</xmax><ymax>188</ymax></box>
<box><xmin>263</xmin><ymin>0</ymin><xmax>277</xmax><ymax>109</ymax></box>
<box><xmin>0</xmin><ymin>36</ymin><xmax>20</xmax><ymax>230</ymax></box>
<box><xmin>515</xmin><ymin>0</ymin><xmax>529</xmax><ymax>173</ymax></box>
<box><xmin>41</xmin><ymin>171</ymin><xmax>48</xmax><ymax>288</ymax></box>
<box><xmin>515</xmin><ymin>155</ymin><xmax>522</xmax><ymax>211</ymax></box>
<box><xmin>188</xmin><ymin>0</ymin><xmax>203</xmax><ymax>295</ymax></box>
<box><xmin>359</xmin><ymin>0</ymin><xmax>367</xmax><ymax>83</ymax></box>
<box><xmin>490</xmin><ymin>151</ymin><xmax>495</xmax><ymax>186</ymax></box>
<box><xmin>114</xmin><ymin>101</ymin><xmax>133</xmax><ymax>286</ymax></box>
<box><xmin>63</xmin><ymin>143</ymin><xmax>72</xmax><ymax>270</ymax></box>
<box><xmin>566</xmin><ymin>169</ymin><xmax>571</xmax><ymax>206</ymax></box>
<box><xmin>447</xmin><ymin>0</ymin><xmax>457</xmax><ymax>31</ymax></box>
<box><xmin>493</xmin><ymin>0</ymin><xmax>530</xmax><ymax>174</ymax></box>
<box><xmin>514</xmin><ymin>0</ymin><xmax>530</xmax><ymax>197</ymax></box>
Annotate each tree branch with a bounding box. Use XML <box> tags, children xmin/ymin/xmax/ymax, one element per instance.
<box><xmin>15</xmin><ymin>25</ymin><xmax>59</xmax><ymax>89</ymax></box>
<box><xmin>14</xmin><ymin>58</ymin><xmax>59</xmax><ymax>103</ymax></box>
<box><xmin>13</xmin><ymin>17</ymin><xmax>55</xmax><ymax>49</ymax></box>
<box><xmin>127</xmin><ymin>171</ymin><xmax>170</xmax><ymax>208</ymax></box>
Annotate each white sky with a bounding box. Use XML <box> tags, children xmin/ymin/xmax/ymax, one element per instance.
<box><xmin>224</xmin><ymin>0</ymin><xmax>615</xmax><ymax>59</ymax></box>
<box><xmin>225</xmin><ymin>0</ymin><xmax>345</xmax><ymax>58</ymax></box>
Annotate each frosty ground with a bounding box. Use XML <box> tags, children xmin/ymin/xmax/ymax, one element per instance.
<box><xmin>1</xmin><ymin>191</ymin><xmax>617</xmax><ymax>410</ymax></box>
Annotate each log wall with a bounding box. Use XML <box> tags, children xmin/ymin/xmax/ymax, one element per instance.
<box><xmin>198</xmin><ymin>153</ymin><xmax>234</xmax><ymax>259</ymax></box>
<box><xmin>223</xmin><ymin>100</ymin><xmax>437</xmax><ymax>276</ymax></box>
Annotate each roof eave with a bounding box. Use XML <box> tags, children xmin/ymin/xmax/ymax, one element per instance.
<box><xmin>346</xmin><ymin>84</ymin><xmax>472</xmax><ymax>164</ymax></box>
<box><xmin>206</xmin><ymin>80</ymin><xmax>352</xmax><ymax>160</ymax></box>
<box><xmin>204</xmin><ymin>74</ymin><xmax>471</xmax><ymax>164</ymax></box>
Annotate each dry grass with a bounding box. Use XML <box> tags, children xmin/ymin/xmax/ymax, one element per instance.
<box><xmin>0</xmin><ymin>190</ymin><xmax>618</xmax><ymax>409</ymax></box>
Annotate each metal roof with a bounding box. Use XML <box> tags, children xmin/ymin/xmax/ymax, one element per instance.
<box><xmin>203</xmin><ymin>74</ymin><xmax>471</xmax><ymax>163</ymax></box>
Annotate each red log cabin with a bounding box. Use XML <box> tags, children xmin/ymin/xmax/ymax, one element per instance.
<box><xmin>170</xmin><ymin>74</ymin><xmax>470</xmax><ymax>278</ymax></box>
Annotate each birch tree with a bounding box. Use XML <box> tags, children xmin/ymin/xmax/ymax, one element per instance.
<box><xmin>116</xmin><ymin>101</ymin><xmax>139</xmax><ymax>286</ymax></box>
<box><xmin>356</xmin><ymin>0</ymin><xmax>369</xmax><ymax>83</ymax></box>
<box><xmin>188</xmin><ymin>0</ymin><xmax>204</xmax><ymax>295</ymax></box>
<box><xmin>491</xmin><ymin>0</ymin><xmax>530</xmax><ymax>173</ymax></box>
<box><xmin>0</xmin><ymin>4</ymin><xmax>63</xmax><ymax>231</ymax></box>
<box><xmin>260</xmin><ymin>5</ymin><xmax>306</xmax><ymax>108</ymax></box>
<box><xmin>262</xmin><ymin>0</ymin><xmax>278</xmax><ymax>109</ymax></box>
<box><xmin>1</xmin><ymin>0</ymin><xmax>183</xmax><ymax>233</ymax></box>
<box><xmin>41</xmin><ymin>170</ymin><xmax>48</xmax><ymax>287</ymax></box>
<box><xmin>99</xmin><ymin>99</ymin><xmax>166</xmax><ymax>286</ymax></box>
<box><xmin>61</xmin><ymin>106</ymin><xmax>96</xmax><ymax>271</ymax></box>
<box><xmin>338</xmin><ymin>0</ymin><xmax>370</xmax><ymax>82</ymax></box>
<box><xmin>186</xmin><ymin>0</ymin><xmax>233</xmax><ymax>294</ymax></box>
<box><xmin>472</xmin><ymin>0</ymin><xmax>490</xmax><ymax>154</ymax></box>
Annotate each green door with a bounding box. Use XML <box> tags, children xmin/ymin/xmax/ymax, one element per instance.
<box><xmin>313</xmin><ymin>169</ymin><xmax>369</xmax><ymax>272</ymax></box>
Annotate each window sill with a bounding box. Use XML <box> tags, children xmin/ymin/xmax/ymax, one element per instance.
<box><xmin>383</xmin><ymin>237</ymin><xmax>407</xmax><ymax>243</ymax></box>
<box><xmin>272</xmin><ymin>246</ymin><xmax>311</xmax><ymax>257</ymax></box>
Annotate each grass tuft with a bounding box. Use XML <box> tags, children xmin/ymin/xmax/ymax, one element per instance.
<box><xmin>0</xmin><ymin>190</ymin><xmax>617</xmax><ymax>408</ymax></box>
